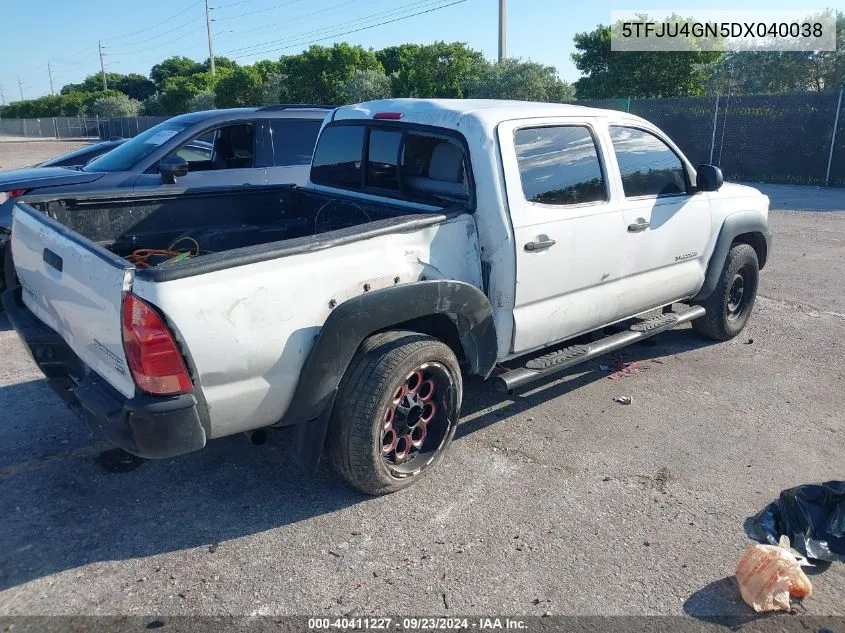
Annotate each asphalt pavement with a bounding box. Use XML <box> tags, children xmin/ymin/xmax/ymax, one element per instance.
<box><xmin>0</xmin><ymin>174</ymin><xmax>843</xmax><ymax>618</ymax></box>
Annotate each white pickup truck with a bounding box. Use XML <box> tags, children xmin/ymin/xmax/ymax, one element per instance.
<box><xmin>3</xmin><ymin>99</ymin><xmax>771</xmax><ymax>495</ymax></box>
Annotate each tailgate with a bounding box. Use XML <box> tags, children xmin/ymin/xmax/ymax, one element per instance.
<box><xmin>11</xmin><ymin>202</ymin><xmax>136</xmax><ymax>397</ymax></box>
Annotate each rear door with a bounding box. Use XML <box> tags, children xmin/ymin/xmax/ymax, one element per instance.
<box><xmin>11</xmin><ymin>203</ymin><xmax>136</xmax><ymax>397</ymax></box>
<box><xmin>265</xmin><ymin>117</ymin><xmax>324</xmax><ymax>186</ymax></box>
<box><xmin>498</xmin><ymin>118</ymin><xmax>627</xmax><ymax>354</ymax></box>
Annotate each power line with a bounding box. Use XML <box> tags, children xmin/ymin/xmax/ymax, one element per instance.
<box><xmin>214</xmin><ymin>0</ymin><xmax>307</xmax><ymax>22</ymax></box>
<box><xmin>106</xmin><ymin>26</ymin><xmax>208</xmax><ymax>57</ymax></box>
<box><xmin>105</xmin><ymin>13</ymin><xmax>203</xmax><ymax>49</ymax></box>
<box><xmin>215</xmin><ymin>0</ymin><xmax>381</xmax><ymax>42</ymax></box>
<box><xmin>231</xmin><ymin>0</ymin><xmax>467</xmax><ymax>60</ymax></box>
<box><xmin>102</xmin><ymin>0</ymin><xmax>204</xmax><ymax>41</ymax></box>
<box><xmin>213</xmin><ymin>0</ymin><xmax>271</xmax><ymax>9</ymax></box>
<box><xmin>223</xmin><ymin>0</ymin><xmax>452</xmax><ymax>57</ymax></box>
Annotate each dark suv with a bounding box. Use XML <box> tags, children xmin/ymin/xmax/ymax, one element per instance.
<box><xmin>0</xmin><ymin>104</ymin><xmax>333</xmax><ymax>294</ymax></box>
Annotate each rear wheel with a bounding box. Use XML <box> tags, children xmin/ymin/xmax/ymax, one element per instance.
<box><xmin>2</xmin><ymin>243</ymin><xmax>16</xmax><ymax>292</ymax></box>
<box><xmin>328</xmin><ymin>331</ymin><xmax>462</xmax><ymax>495</ymax></box>
<box><xmin>693</xmin><ymin>243</ymin><xmax>759</xmax><ymax>341</ymax></box>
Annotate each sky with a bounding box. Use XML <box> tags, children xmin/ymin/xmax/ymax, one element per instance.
<box><xmin>0</xmin><ymin>0</ymin><xmax>825</xmax><ymax>103</ymax></box>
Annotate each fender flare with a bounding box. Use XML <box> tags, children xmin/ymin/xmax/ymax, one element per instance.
<box><xmin>693</xmin><ymin>211</ymin><xmax>772</xmax><ymax>302</ymax></box>
<box><xmin>284</xmin><ymin>279</ymin><xmax>497</xmax><ymax>430</ymax></box>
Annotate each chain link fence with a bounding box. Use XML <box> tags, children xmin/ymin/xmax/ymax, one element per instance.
<box><xmin>578</xmin><ymin>90</ymin><xmax>845</xmax><ymax>187</ymax></box>
<box><xmin>1</xmin><ymin>92</ymin><xmax>844</xmax><ymax>186</ymax></box>
<box><xmin>0</xmin><ymin>116</ymin><xmax>167</xmax><ymax>141</ymax></box>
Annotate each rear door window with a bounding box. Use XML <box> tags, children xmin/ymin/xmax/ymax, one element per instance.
<box><xmin>270</xmin><ymin>118</ymin><xmax>323</xmax><ymax>166</ymax></box>
<box><xmin>513</xmin><ymin>126</ymin><xmax>607</xmax><ymax>206</ymax></box>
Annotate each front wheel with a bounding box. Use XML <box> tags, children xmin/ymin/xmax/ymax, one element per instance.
<box><xmin>693</xmin><ymin>243</ymin><xmax>759</xmax><ymax>341</ymax></box>
<box><xmin>328</xmin><ymin>331</ymin><xmax>462</xmax><ymax>495</ymax></box>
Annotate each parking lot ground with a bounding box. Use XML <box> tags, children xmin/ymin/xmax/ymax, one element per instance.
<box><xmin>0</xmin><ymin>148</ymin><xmax>843</xmax><ymax>617</ymax></box>
<box><xmin>0</xmin><ymin>139</ymin><xmax>89</xmax><ymax>171</ymax></box>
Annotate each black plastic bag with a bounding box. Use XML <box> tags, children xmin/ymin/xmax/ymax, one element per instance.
<box><xmin>745</xmin><ymin>480</ymin><xmax>845</xmax><ymax>562</ymax></box>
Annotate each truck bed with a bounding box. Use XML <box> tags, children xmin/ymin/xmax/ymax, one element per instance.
<box><xmin>23</xmin><ymin>185</ymin><xmax>447</xmax><ymax>281</ymax></box>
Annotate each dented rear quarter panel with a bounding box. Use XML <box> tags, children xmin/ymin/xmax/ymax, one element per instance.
<box><xmin>130</xmin><ymin>214</ymin><xmax>482</xmax><ymax>438</ymax></box>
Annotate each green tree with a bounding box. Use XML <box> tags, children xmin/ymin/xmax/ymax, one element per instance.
<box><xmin>188</xmin><ymin>90</ymin><xmax>216</xmax><ymax>112</ymax></box>
<box><xmin>159</xmin><ymin>77</ymin><xmax>199</xmax><ymax>115</ymax></box>
<box><xmin>213</xmin><ymin>66</ymin><xmax>265</xmax><ymax>108</ymax></box>
<box><xmin>158</xmin><ymin>72</ymin><xmax>216</xmax><ymax>114</ymax></box>
<box><xmin>261</xmin><ymin>72</ymin><xmax>290</xmax><ymax>105</ymax></box>
<box><xmin>342</xmin><ymin>69</ymin><xmax>392</xmax><ymax>103</ymax></box>
<box><xmin>571</xmin><ymin>25</ymin><xmax>721</xmax><ymax>98</ymax></box>
<box><xmin>280</xmin><ymin>43</ymin><xmax>382</xmax><ymax>103</ymax></box>
<box><xmin>467</xmin><ymin>58</ymin><xmax>575</xmax><ymax>102</ymax></box>
<box><xmin>113</xmin><ymin>73</ymin><xmax>157</xmax><ymax>101</ymax></box>
<box><xmin>88</xmin><ymin>94</ymin><xmax>142</xmax><ymax>117</ymax></box>
<box><xmin>0</xmin><ymin>89</ymin><xmax>124</xmax><ymax>117</ymax></box>
<box><xmin>139</xmin><ymin>92</ymin><xmax>168</xmax><ymax>116</ymax></box>
<box><xmin>150</xmin><ymin>56</ymin><xmax>205</xmax><ymax>90</ymax></box>
<box><xmin>202</xmin><ymin>56</ymin><xmax>239</xmax><ymax>73</ymax></box>
<box><xmin>60</xmin><ymin>73</ymin><xmax>125</xmax><ymax>95</ymax></box>
<box><xmin>378</xmin><ymin>42</ymin><xmax>487</xmax><ymax>98</ymax></box>
<box><xmin>701</xmin><ymin>12</ymin><xmax>844</xmax><ymax>94</ymax></box>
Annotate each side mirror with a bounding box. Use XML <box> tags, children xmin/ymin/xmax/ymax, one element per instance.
<box><xmin>697</xmin><ymin>164</ymin><xmax>723</xmax><ymax>192</ymax></box>
<box><xmin>159</xmin><ymin>155</ymin><xmax>189</xmax><ymax>184</ymax></box>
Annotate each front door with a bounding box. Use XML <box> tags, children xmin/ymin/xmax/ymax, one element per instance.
<box><xmin>133</xmin><ymin>123</ymin><xmax>267</xmax><ymax>190</ymax></box>
<box><xmin>498</xmin><ymin>119</ymin><xmax>627</xmax><ymax>355</ymax></box>
<box><xmin>604</xmin><ymin>125</ymin><xmax>711</xmax><ymax>317</ymax></box>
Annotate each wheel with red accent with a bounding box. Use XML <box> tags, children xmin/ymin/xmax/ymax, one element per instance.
<box><xmin>328</xmin><ymin>330</ymin><xmax>462</xmax><ymax>495</ymax></box>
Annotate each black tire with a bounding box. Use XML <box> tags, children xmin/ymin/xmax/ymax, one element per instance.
<box><xmin>692</xmin><ymin>243</ymin><xmax>759</xmax><ymax>341</ymax></box>
<box><xmin>327</xmin><ymin>330</ymin><xmax>462</xmax><ymax>496</ymax></box>
<box><xmin>2</xmin><ymin>242</ymin><xmax>15</xmax><ymax>293</ymax></box>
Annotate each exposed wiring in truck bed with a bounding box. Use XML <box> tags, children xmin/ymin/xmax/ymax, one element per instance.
<box><xmin>127</xmin><ymin>236</ymin><xmax>207</xmax><ymax>269</ymax></box>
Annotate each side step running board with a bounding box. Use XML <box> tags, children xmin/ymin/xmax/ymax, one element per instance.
<box><xmin>494</xmin><ymin>306</ymin><xmax>706</xmax><ymax>392</ymax></box>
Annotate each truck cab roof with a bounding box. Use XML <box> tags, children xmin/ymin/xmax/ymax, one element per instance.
<box><xmin>334</xmin><ymin>98</ymin><xmax>650</xmax><ymax>135</ymax></box>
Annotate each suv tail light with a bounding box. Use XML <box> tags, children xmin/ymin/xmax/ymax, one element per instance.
<box><xmin>122</xmin><ymin>293</ymin><xmax>192</xmax><ymax>395</ymax></box>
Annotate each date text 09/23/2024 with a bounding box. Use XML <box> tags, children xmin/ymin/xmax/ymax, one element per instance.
<box><xmin>308</xmin><ymin>618</ymin><xmax>528</xmax><ymax>630</ymax></box>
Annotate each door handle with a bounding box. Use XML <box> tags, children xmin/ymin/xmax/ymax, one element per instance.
<box><xmin>524</xmin><ymin>238</ymin><xmax>556</xmax><ymax>252</ymax></box>
<box><xmin>627</xmin><ymin>218</ymin><xmax>650</xmax><ymax>232</ymax></box>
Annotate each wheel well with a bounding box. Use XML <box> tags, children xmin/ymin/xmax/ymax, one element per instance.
<box><xmin>732</xmin><ymin>232</ymin><xmax>768</xmax><ymax>269</ymax></box>
<box><xmin>383</xmin><ymin>314</ymin><xmax>467</xmax><ymax>369</ymax></box>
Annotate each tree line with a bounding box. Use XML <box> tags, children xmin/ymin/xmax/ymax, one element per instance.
<box><xmin>2</xmin><ymin>15</ymin><xmax>842</xmax><ymax>120</ymax></box>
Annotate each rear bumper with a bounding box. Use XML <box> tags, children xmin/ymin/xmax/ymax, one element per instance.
<box><xmin>2</xmin><ymin>286</ymin><xmax>206</xmax><ymax>459</ymax></box>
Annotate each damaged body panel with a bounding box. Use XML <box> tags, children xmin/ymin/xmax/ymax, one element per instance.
<box><xmin>6</xmin><ymin>98</ymin><xmax>770</xmax><ymax>491</ymax></box>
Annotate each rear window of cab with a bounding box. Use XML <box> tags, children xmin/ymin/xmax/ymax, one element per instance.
<box><xmin>310</xmin><ymin>122</ymin><xmax>472</xmax><ymax>208</ymax></box>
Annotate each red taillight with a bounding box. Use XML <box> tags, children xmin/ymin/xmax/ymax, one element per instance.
<box><xmin>122</xmin><ymin>293</ymin><xmax>192</xmax><ymax>396</ymax></box>
<box><xmin>373</xmin><ymin>112</ymin><xmax>403</xmax><ymax>120</ymax></box>
<box><xmin>6</xmin><ymin>189</ymin><xmax>28</xmax><ymax>198</ymax></box>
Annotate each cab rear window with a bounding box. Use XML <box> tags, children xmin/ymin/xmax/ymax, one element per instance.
<box><xmin>310</xmin><ymin>123</ymin><xmax>471</xmax><ymax>207</ymax></box>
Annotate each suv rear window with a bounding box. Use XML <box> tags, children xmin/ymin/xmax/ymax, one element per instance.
<box><xmin>310</xmin><ymin>123</ymin><xmax>471</xmax><ymax>206</ymax></box>
<box><xmin>270</xmin><ymin>118</ymin><xmax>323</xmax><ymax>166</ymax></box>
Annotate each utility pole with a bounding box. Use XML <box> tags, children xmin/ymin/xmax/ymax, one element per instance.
<box><xmin>17</xmin><ymin>76</ymin><xmax>24</xmax><ymax>100</ymax></box>
<box><xmin>47</xmin><ymin>61</ymin><xmax>55</xmax><ymax>96</ymax></box>
<box><xmin>498</xmin><ymin>0</ymin><xmax>507</xmax><ymax>62</ymax></box>
<box><xmin>0</xmin><ymin>84</ymin><xmax>5</xmax><ymax>106</ymax></box>
<box><xmin>205</xmin><ymin>0</ymin><xmax>215</xmax><ymax>75</ymax></box>
<box><xmin>99</xmin><ymin>40</ymin><xmax>108</xmax><ymax>90</ymax></box>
